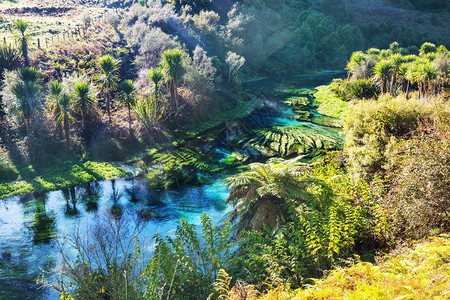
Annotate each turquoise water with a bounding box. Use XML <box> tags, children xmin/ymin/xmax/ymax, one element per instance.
<box><xmin>0</xmin><ymin>74</ymin><xmax>343</xmax><ymax>298</ymax></box>
<box><xmin>0</xmin><ymin>178</ymin><xmax>230</xmax><ymax>299</ymax></box>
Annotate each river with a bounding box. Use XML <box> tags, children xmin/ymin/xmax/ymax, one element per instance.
<box><xmin>0</xmin><ymin>73</ymin><xmax>343</xmax><ymax>299</ymax></box>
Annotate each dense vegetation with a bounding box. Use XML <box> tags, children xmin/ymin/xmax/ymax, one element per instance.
<box><xmin>48</xmin><ymin>42</ymin><xmax>450</xmax><ymax>299</ymax></box>
<box><xmin>0</xmin><ymin>0</ymin><xmax>449</xmax><ymax>299</ymax></box>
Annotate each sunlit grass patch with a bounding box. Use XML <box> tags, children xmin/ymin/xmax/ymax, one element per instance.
<box><xmin>314</xmin><ymin>85</ymin><xmax>349</xmax><ymax>120</ymax></box>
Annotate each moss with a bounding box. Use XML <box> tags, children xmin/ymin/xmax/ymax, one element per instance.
<box><xmin>237</xmin><ymin>125</ymin><xmax>342</xmax><ymax>158</ymax></box>
<box><xmin>311</xmin><ymin>115</ymin><xmax>343</xmax><ymax>128</ymax></box>
<box><xmin>181</xmin><ymin>95</ymin><xmax>262</xmax><ymax>139</ymax></box>
<box><xmin>284</xmin><ymin>96</ymin><xmax>310</xmax><ymax>108</ymax></box>
<box><xmin>0</xmin><ymin>160</ymin><xmax>130</xmax><ymax>199</ymax></box>
<box><xmin>292</xmin><ymin>110</ymin><xmax>311</xmax><ymax>121</ymax></box>
<box><xmin>146</xmin><ymin>147</ymin><xmax>222</xmax><ymax>188</ymax></box>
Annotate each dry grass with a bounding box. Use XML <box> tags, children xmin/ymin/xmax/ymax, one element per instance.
<box><xmin>230</xmin><ymin>235</ymin><xmax>450</xmax><ymax>300</ymax></box>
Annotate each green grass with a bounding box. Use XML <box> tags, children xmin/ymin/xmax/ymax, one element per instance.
<box><xmin>0</xmin><ymin>158</ymin><xmax>130</xmax><ymax>199</ymax></box>
<box><xmin>314</xmin><ymin>85</ymin><xmax>349</xmax><ymax>120</ymax></box>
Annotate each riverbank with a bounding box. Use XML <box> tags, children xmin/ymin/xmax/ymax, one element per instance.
<box><xmin>0</xmin><ymin>93</ymin><xmax>262</xmax><ymax>200</ymax></box>
<box><xmin>0</xmin><ymin>157</ymin><xmax>131</xmax><ymax>199</ymax></box>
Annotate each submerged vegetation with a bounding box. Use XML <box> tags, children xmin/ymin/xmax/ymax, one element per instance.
<box><xmin>0</xmin><ymin>0</ymin><xmax>449</xmax><ymax>298</ymax></box>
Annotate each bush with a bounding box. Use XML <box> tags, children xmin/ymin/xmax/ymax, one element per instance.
<box><xmin>344</xmin><ymin>94</ymin><xmax>430</xmax><ymax>180</ymax></box>
<box><xmin>346</xmin><ymin>78</ymin><xmax>380</xmax><ymax>100</ymax></box>
<box><xmin>228</xmin><ymin>155</ymin><xmax>379</xmax><ymax>289</ymax></box>
<box><xmin>0</xmin><ymin>157</ymin><xmax>19</xmax><ymax>183</ymax></box>
<box><xmin>384</xmin><ymin>108</ymin><xmax>450</xmax><ymax>239</ymax></box>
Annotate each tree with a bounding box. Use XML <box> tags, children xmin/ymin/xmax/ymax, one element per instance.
<box><xmin>388</xmin><ymin>54</ymin><xmax>403</xmax><ymax>95</ymax></box>
<box><xmin>48</xmin><ymin>80</ymin><xmax>63</xmax><ymax>136</ymax></box>
<box><xmin>14</xmin><ymin>19</ymin><xmax>30</xmax><ymax>66</ymax></box>
<box><xmin>225</xmin><ymin>51</ymin><xmax>245</xmax><ymax>89</ymax></box>
<box><xmin>53</xmin><ymin>92</ymin><xmax>74</xmax><ymax>146</ymax></box>
<box><xmin>416</xmin><ymin>60</ymin><xmax>437</xmax><ymax>99</ymax></box>
<box><xmin>10</xmin><ymin>67</ymin><xmax>44</xmax><ymax>136</ymax></box>
<box><xmin>97</xmin><ymin>55</ymin><xmax>120</xmax><ymax>122</ymax></box>
<box><xmin>148</xmin><ymin>67</ymin><xmax>164</xmax><ymax>103</ymax></box>
<box><xmin>160</xmin><ymin>49</ymin><xmax>185</xmax><ymax>111</ymax></box>
<box><xmin>224</xmin><ymin>157</ymin><xmax>313</xmax><ymax>234</ymax></box>
<box><xmin>118</xmin><ymin>80</ymin><xmax>136</xmax><ymax>135</ymax></box>
<box><xmin>374</xmin><ymin>60</ymin><xmax>394</xmax><ymax>94</ymax></box>
<box><xmin>73</xmin><ymin>81</ymin><xmax>97</xmax><ymax>127</ymax></box>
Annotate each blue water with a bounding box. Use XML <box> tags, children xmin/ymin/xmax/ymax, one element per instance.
<box><xmin>0</xmin><ymin>178</ymin><xmax>231</xmax><ymax>299</ymax></box>
<box><xmin>0</xmin><ymin>74</ymin><xmax>344</xmax><ymax>298</ymax></box>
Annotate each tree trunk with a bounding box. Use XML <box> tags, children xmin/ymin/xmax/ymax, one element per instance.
<box><xmin>105</xmin><ymin>90</ymin><xmax>111</xmax><ymax>122</ymax></box>
<box><xmin>405</xmin><ymin>81</ymin><xmax>410</xmax><ymax>99</ymax></box>
<box><xmin>22</xmin><ymin>36</ymin><xmax>29</xmax><ymax>67</ymax></box>
<box><xmin>381</xmin><ymin>79</ymin><xmax>387</xmax><ymax>94</ymax></box>
<box><xmin>25</xmin><ymin>117</ymin><xmax>30</xmax><ymax>136</ymax></box>
<box><xmin>169</xmin><ymin>80</ymin><xmax>175</xmax><ymax>110</ymax></box>
<box><xmin>64</xmin><ymin>118</ymin><xmax>70</xmax><ymax>147</ymax></box>
<box><xmin>174</xmin><ymin>79</ymin><xmax>179</xmax><ymax>111</ymax></box>
<box><xmin>128</xmin><ymin>104</ymin><xmax>132</xmax><ymax>136</ymax></box>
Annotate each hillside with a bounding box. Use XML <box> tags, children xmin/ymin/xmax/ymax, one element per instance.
<box><xmin>0</xmin><ymin>0</ymin><xmax>449</xmax><ymax>74</ymax></box>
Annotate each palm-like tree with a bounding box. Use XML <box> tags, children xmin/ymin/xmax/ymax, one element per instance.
<box><xmin>388</xmin><ymin>54</ymin><xmax>403</xmax><ymax>95</ymax></box>
<box><xmin>416</xmin><ymin>60</ymin><xmax>437</xmax><ymax>99</ymax></box>
<box><xmin>14</xmin><ymin>19</ymin><xmax>30</xmax><ymax>66</ymax></box>
<box><xmin>224</xmin><ymin>157</ymin><xmax>313</xmax><ymax>234</ymax></box>
<box><xmin>48</xmin><ymin>80</ymin><xmax>63</xmax><ymax>136</ymax></box>
<box><xmin>0</xmin><ymin>45</ymin><xmax>20</xmax><ymax>120</ymax></box>
<box><xmin>160</xmin><ymin>49</ymin><xmax>185</xmax><ymax>110</ymax></box>
<box><xmin>148</xmin><ymin>67</ymin><xmax>164</xmax><ymax>102</ymax></box>
<box><xmin>73</xmin><ymin>81</ymin><xmax>97</xmax><ymax>126</ymax></box>
<box><xmin>54</xmin><ymin>93</ymin><xmax>74</xmax><ymax>146</ymax></box>
<box><xmin>118</xmin><ymin>80</ymin><xmax>136</xmax><ymax>135</ymax></box>
<box><xmin>10</xmin><ymin>67</ymin><xmax>44</xmax><ymax>135</ymax></box>
<box><xmin>96</xmin><ymin>55</ymin><xmax>120</xmax><ymax>122</ymax></box>
<box><xmin>133</xmin><ymin>96</ymin><xmax>162</xmax><ymax>132</ymax></box>
<box><xmin>0</xmin><ymin>44</ymin><xmax>19</xmax><ymax>74</ymax></box>
<box><xmin>374</xmin><ymin>60</ymin><xmax>394</xmax><ymax>94</ymax></box>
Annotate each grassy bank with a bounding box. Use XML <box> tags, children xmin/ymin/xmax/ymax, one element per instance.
<box><xmin>0</xmin><ymin>157</ymin><xmax>130</xmax><ymax>199</ymax></box>
<box><xmin>314</xmin><ymin>85</ymin><xmax>349</xmax><ymax>120</ymax></box>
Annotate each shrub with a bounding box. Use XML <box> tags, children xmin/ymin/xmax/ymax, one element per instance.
<box><xmin>384</xmin><ymin>107</ymin><xmax>450</xmax><ymax>239</ymax></box>
<box><xmin>344</xmin><ymin>94</ymin><xmax>430</xmax><ymax>180</ymax></box>
<box><xmin>0</xmin><ymin>156</ymin><xmax>19</xmax><ymax>182</ymax></box>
<box><xmin>346</xmin><ymin>78</ymin><xmax>380</xmax><ymax>100</ymax></box>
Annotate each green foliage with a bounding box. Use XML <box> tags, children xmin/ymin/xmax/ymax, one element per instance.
<box><xmin>314</xmin><ymin>85</ymin><xmax>348</xmax><ymax>120</ymax></box>
<box><xmin>237</xmin><ymin>125</ymin><xmax>342</xmax><ymax>158</ymax></box>
<box><xmin>0</xmin><ymin>159</ymin><xmax>130</xmax><ymax>198</ymax></box>
<box><xmin>344</xmin><ymin>94</ymin><xmax>429</xmax><ymax>180</ymax></box>
<box><xmin>97</xmin><ymin>54</ymin><xmax>120</xmax><ymax>120</ymax></box>
<box><xmin>0</xmin><ymin>44</ymin><xmax>19</xmax><ymax>75</ymax></box>
<box><xmin>73</xmin><ymin>81</ymin><xmax>97</xmax><ymax>119</ymax></box>
<box><xmin>284</xmin><ymin>96</ymin><xmax>310</xmax><ymax>108</ymax></box>
<box><xmin>160</xmin><ymin>48</ymin><xmax>186</xmax><ymax>109</ymax></box>
<box><xmin>147</xmin><ymin>67</ymin><xmax>164</xmax><ymax>101</ymax></box>
<box><xmin>133</xmin><ymin>97</ymin><xmax>162</xmax><ymax>132</ymax></box>
<box><xmin>146</xmin><ymin>147</ymin><xmax>221</xmax><ymax>188</ymax></box>
<box><xmin>225</xmin><ymin>157</ymin><xmax>312</xmax><ymax>233</ymax></box>
<box><xmin>346</xmin><ymin>78</ymin><xmax>380</xmax><ymax>100</ymax></box>
<box><xmin>228</xmin><ymin>155</ymin><xmax>377</xmax><ymax>288</ymax></box>
<box><xmin>142</xmin><ymin>214</ymin><xmax>231</xmax><ymax>299</ymax></box>
<box><xmin>10</xmin><ymin>67</ymin><xmax>45</xmax><ymax>133</ymax></box>
<box><xmin>0</xmin><ymin>155</ymin><xmax>19</xmax><ymax>182</ymax></box>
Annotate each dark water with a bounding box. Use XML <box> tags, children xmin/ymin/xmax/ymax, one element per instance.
<box><xmin>0</xmin><ymin>74</ymin><xmax>343</xmax><ymax>298</ymax></box>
